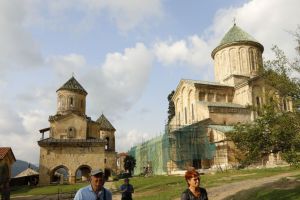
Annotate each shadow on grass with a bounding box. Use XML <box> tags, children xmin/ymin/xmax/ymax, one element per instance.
<box><xmin>224</xmin><ymin>177</ymin><xmax>300</xmax><ymax>200</ymax></box>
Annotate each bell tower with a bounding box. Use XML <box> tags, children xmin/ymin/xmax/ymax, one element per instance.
<box><xmin>56</xmin><ymin>76</ymin><xmax>87</xmax><ymax>116</ymax></box>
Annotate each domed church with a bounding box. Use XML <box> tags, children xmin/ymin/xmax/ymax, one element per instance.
<box><xmin>129</xmin><ymin>24</ymin><xmax>293</xmax><ymax>175</ymax></box>
<box><xmin>167</xmin><ymin>23</ymin><xmax>293</xmax><ymax>170</ymax></box>
<box><xmin>38</xmin><ymin>77</ymin><xmax>117</xmax><ymax>185</ymax></box>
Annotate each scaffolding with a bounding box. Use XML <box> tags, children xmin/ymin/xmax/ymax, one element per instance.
<box><xmin>128</xmin><ymin>122</ymin><xmax>216</xmax><ymax>175</ymax></box>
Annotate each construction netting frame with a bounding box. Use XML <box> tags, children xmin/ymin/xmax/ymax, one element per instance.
<box><xmin>128</xmin><ymin>122</ymin><xmax>216</xmax><ymax>175</ymax></box>
<box><xmin>168</xmin><ymin>123</ymin><xmax>216</xmax><ymax>169</ymax></box>
<box><xmin>128</xmin><ymin>134</ymin><xmax>170</xmax><ymax>175</ymax></box>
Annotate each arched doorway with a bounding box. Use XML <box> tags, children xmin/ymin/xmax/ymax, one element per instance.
<box><xmin>50</xmin><ymin>165</ymin><xmax>69</xmax><ymax>184</ymax></box>
<box><xmin>75</xmin><ymin>165</ymin><xmax>91</xmax><ymax>183</ymax></box>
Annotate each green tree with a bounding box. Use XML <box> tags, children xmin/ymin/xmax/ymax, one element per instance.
<box><xmin>124</xmin><ymin>155</ymin><xmax>136</xmax><ymax>176</ymax></box>
<box><xmin>227</xmin><ymin>31</ymin><xmax>300</xmax><ymax>167</ymax></box>
<box><xmin>167</xmin><ymin>90</ymin><xmax>175</xmax><ymax>124</ymax></box>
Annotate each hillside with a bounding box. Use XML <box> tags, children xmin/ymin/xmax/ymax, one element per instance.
<box><xmin>11</xmin><ymin>160</ymin><xmax>38</xmax><ymax>177</ymax></box>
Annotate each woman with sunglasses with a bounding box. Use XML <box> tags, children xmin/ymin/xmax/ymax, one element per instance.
<box><xmin>181</xmin><ymin>168</ymin><xmax>208</xmax><ymax>200</ymax></box>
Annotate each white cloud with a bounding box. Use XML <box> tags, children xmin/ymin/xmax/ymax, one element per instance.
<box><xmin>0</xmin><ymin>103</ymin><xmax>42</xmax><ymax>164</ymax></box>
<box><xmin>0</xmin><ymin>0</ymin><xmax>43</xmax><ymax>74</ymax></box>
<box><xmin>23</xmin><ymin>0</ymin><xmax>164</xmax><ymax>32</ymax></box>
<box><xmin>116</xmin><ymin>129</ymin><xmax>151</xmax><ymax>152</ymax></box>
<box><xmin>153</xmin><ymin>35</ymin><xmax>212</xmax><ymax>70</ymax></box>
<box><xmin>154</xmin><ymin>0</ymin><xmax>300</xmax><ymax>74</ymax></box>
<box><xmin>97</xmin><ymin>0</ymin><xmax>164</xmax><ymax>32</ymax></box>
<box><xmin>84</xmin><ymin>43</ymin><xmax>154</xmax><ymax>118</ymax></box>
<box><xmin>209</xmin><ymin>0</ymin><xmax>300</xmax><ymax>59</ymax></box>
<box><xmin>47</xmin><ymin>54</ymin><xmax>87</xmax><ymax>79</ymax></box>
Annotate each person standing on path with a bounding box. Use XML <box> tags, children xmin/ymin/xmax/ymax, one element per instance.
<box><xmin>181</xmin><ymin>168</ymin><xmax>208</xmax><ymax>200</ymax></box>
<box><xmin>120</xmin><ymin>178</ymin><xmax>134</xmax><ymax>200</ymax></box>
<box><xmin>74</xmin><ymin>169</ymin><xmax>112</xmax><ymax>200</ymax></box>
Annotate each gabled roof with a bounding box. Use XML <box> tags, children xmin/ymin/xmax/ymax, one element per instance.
<box><xmin>96</xmin><ymin>114</ymin><xmax>116</xmax><ymax>131</ymax></box>
<box><xmin>0</xmin><ymin>147</ymin><xmax>16</xmax><ymax>161</ymax></box>
<box><xmin>212</xmin><ymin>24</ymin><xmax>264</xmax><ymax>58</ymax></box>
<box><xmin>172</xmin><ymin>79</ymin><xmax>234</xmax><ymax>102</ymax></box>
<box><xmin>183</xmin><ymin>79</ymin><xmax>233</xmax><ymax>87</ymax></box>
<box><xmin>56</xmin><ymin>76</ymin><xmax>87</xmax><ymax>95</ymax></box>
<box><xmin>14</xmin><ymin>168</ymin><xmax>39</xmax><ymax>178</ymax></box>
<box><xmin>198</xmin><ymin>101</ymin><xmax>246</xmax><ymax>108</ymax></box>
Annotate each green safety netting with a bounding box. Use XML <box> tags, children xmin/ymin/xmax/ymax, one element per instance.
<box><xmin>128</xmin><ymin>122</ymin><xmax>216</xmax><ymax>175</ymax></box>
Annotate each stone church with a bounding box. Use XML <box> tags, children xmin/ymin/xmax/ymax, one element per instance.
<box><xmin>38</xmin><ymin>77</ymin><xmax>117</xmax><ymax>185</ymax></box>
<box><xmin>168</xmin><ymin>23</ymin><xmax>293</xmax><ymax>170</ymax></box>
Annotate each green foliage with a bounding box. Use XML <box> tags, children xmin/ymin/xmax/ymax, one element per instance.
<box><xmin>228</xmin><ymin>105</ymin><xmax>300</xmax><ymax>167</ymax></box>
<box><xmin>124</xmin><ymin>155</ymin><xmax>136</xmax><ymax>176</ymax></box>
<box><xmin>227</xmin><ymin>33</ymin><xmax>300</xmax><ymax>167</ymax></box>
<box><xmin>167</xmin><ymin>90</ymin><xmax>175</xmax><ymax>124</ymax></box>
<box><xmin>263</xmin><ymin>46</ymin><xmax>300</xmax><ymax>108</ymax></box>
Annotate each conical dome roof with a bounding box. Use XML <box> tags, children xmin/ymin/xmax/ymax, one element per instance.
<box><xmin>96</xmin><ymin>114</ymin><xmax>116</xmax><ymax>131</ymax></box>
<box><xmin>212</xmin><ymin>24</ymin><xmax>264</xmax><ymax>58</ymax></box>
<box><xmin>57</xmin><ymin>77</ymin><xmax>87</xmax><ymax>95</ymax></box>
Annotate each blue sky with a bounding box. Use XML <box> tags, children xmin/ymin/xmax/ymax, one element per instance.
<box><xmin>0</xmin><ymin>0</ymin><xmax>299</xmax><ymax>164</ymax></box>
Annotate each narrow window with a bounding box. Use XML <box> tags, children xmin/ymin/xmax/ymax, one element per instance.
<box><xmin>191</xmin><ymin>104</ymin><xmax>194</xmax><ymax>121</ymax></box>
<box><xmin>105</xmin><ymin>137</ymin><xmax>109</xmax><ymax>150</ymax></box>
<box><xmin>256</xmin><ymin>96</ymin><xmax>260</xmax><ymax>107</ymax></box>
<box><xmin>70</xmin><ymin>97</ymin><xmax>74</xmax><ymax>106</ymax></box>
<box><xmin>283</xmin><ymin>99</ymin><xmax>287</xmax><ymax>111</ymax></box>
<box><xmin>256</xmin><ymin>96</ymin><xmax>261</xmax><ymax>115</ymax></box>
<box><xmin>184</xmin><ymin>107</ymin><xmax>187</xmax><ymax>124</ymax></box>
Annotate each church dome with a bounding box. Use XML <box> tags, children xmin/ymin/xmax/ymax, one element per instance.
<box><xmin>212</xmin><ymin>24</ymin><xmax>264</xmax><ymax>58</ymax></box>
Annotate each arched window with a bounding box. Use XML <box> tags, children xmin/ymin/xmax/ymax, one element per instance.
<box><xmin>105</xmin><ymin>137</ymin><xmax>109</xmax><ymax>150</ymax></box>
<box><xmin>249</xmin><ymin>48</ymin><xmax>256</xmax><ymax>71</ymax></box>
<box><xmin>67</xmin><ymin>127</ymin><xmax>76</xmax><ymax>138</ymax></box>
<box><xmin>184</xmin><ymin>107</ymin><xmax>187</xmax><ymax>124</ymax></box>
<box><xmin>199</xmin><ymin>92</ymin><xmax>205</xmax><ymax>101</ymax></box>
<box><xmin>256</xmin><ymin>96</ymin><xmax>261</xmax><ymax>115</ymax></box>
<box><xmin>283</xmin><ymin>99</ymin><xmax>287</xmax><ymax>111</ymax></box>
<box><xmin>191</xmin><ymin>104</ymin><xmax>194</xmax><ymax>121</ymax></box>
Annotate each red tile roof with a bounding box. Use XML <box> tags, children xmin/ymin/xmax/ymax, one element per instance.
<box><xmin>0</xmin><ymin>147</ymin><xmax>16</xmax><ymax>161</ymax></box>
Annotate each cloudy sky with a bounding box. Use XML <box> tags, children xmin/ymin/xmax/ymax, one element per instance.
<box><xmin>0</xmin><ymin>0</ymin><xmax>299</xmax><ymax>165</ymax></box>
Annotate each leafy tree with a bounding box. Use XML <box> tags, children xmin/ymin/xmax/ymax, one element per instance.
<box><xmin>227</xmin><ymin>31</ymin><xmax>300</xmax><ymax>167</ymax></box>
<box><xmin>167</xmin><ymin>90</ymin><xmax>175</xmax><ymax>124</ymax></box>
<box><xmin>124</xmin><ymin>155</ymin><xmax>136</xmax><ymax>176</ymax></box>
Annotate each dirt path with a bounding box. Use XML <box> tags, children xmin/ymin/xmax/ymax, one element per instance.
<box><xmin>174</xmin><ymin>171</ymin><xmax>300</xmax><ymax>200</ymax></box>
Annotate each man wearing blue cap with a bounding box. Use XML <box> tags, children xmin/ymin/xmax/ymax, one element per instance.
<box><xmin>74</xmin><ymin>169</ymin><xmax>112</xmax><ymax>200</ymax></box>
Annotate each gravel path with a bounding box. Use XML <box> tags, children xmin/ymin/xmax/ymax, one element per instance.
<box><xmin>174</xmin><ymin>171</ymin><xmax>300</xmax><ymax>200</ymax></box>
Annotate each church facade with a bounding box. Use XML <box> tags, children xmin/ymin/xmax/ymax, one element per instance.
<box><xmin>168</xmin><ymin>24</ymin><xmax>293</xmax><ymax>170</ymax></box>
<box><xmin>38</xmin><ymin>77</ymin><xmax>117</xmax><ymax>185</ymax></box>
<box><xmin>129</xmin><ymin>24</ymin><xmax>293</xmax><ymax>175</ymax></box>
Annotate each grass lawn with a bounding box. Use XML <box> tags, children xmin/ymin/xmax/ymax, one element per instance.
<box><xmin>11</xmin><ymin>166</ymin><xmax>300</xmax><ymax>200</ymax></box>
<box><xmin>114</xmin><ymin>166</ymin><xmax>300</xmax><ymax>200</ymax></box>
<box><xmin>11</xmin><ymin>182</ymin><xmax>87</xmax><ymax>197</ymax></box>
